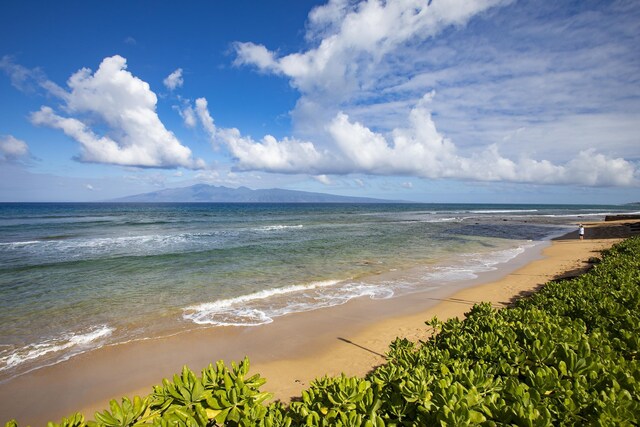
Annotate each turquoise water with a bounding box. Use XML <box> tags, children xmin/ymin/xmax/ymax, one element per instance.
<box><xmin>0</xmin><ymin>202</ymin><xmax>636</xmax><ymax>380</ymax></box>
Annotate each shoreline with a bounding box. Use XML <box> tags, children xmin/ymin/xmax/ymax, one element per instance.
<box><xmin>1</xmin><ymin>221</ymin><xmax>635</xmax><ymax>425</ymax></box>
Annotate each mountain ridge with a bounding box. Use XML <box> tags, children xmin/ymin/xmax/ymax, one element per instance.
<box><xmin>109</xmin><ymin>184</ymin><xmax>401</xmax><ymax>203</ymax></box>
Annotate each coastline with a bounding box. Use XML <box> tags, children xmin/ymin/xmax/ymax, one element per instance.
<box><xmin>0</xmin><ymin>221</ymin><xmax>634</xmax><ymax>425</ymax></box>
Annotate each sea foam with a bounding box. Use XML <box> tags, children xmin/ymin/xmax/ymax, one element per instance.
<box><xmin>183</xmin><ymin>280</ymin><xmax>343</xmax><ymax>326</ymax></box>
<box><xmin>255</xmin><ymin>224</ymin><xmax>304</xmax><ymax>232</ymax></box>
<box><xmin>0</xmin><ymin>325</ymin><xmax>113</xmax><ymax>373</ymax></box>
<box><xmin>421</xmin><ymin>243</ymin><xmax>532</xmax><ymax>283</ymax></box>
<box><xmin>182</xmin><ymin>279</ymin><xmax>401</xmax><ymax>327</ymax></box>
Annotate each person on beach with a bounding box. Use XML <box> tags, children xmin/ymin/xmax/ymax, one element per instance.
<box><xmin>578</xmin><ymin>224</ymin><xmax>585</xmax><ymax>240</ymax></box>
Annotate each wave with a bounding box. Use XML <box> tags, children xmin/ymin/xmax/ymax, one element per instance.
<box><xmin>0</xmin><ymin>216</ymin><xmax>122</xmax><ymax>228</ymax></box>
<box><xmin>540</xmin><ymin>210</ymin><xmax>640</xmax><ymax>218</ymax></box>
<box><xmin>423</xmin><ymin>217</ymin><xmax>464</xmax><ymax>223</ymax></box>
<box><xmin>0</xmin><ymin>240</ymin><xmax>41</xmax><ymax>247</ymax></box>
<box><xmin>468</xmin><ymin>209</ymin><xmax>539</xmax><ymax>214</ymax></box>
<box><xmin>254</xmin><ymin>224</ymin><xmax>304</xmax><ymax>232</ymax></box>
<box><xmin>182</xmin><ymin>279</ymin><xmax>397</xmax><ymax>327</ymax></box>
<box><xmin>182</xmin><ymin>238</ymin><xmax>540</xmax><ymax>327</ymax></box>
<box><xmin>421</xmin><ymin>243</ymin><xmax>532</xmax><ymax>283</ymax></box>
<box><xmin>0</xmin><ymin>231</ymin><xmax>238</xmax><ymax>263</ymax></box>
<box><xmin>184</xmin><ymin>280</ymin><xmax>342</xmax><ymax>326</ymax></box>
<box><xmin>0</xmin><ymin>325</ymin><xmax>113</xmax><ymax>373</ymax></box>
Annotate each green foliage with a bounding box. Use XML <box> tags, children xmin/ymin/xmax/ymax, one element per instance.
<box><xmin>6</xmin><ymin>236</ymin><xmax>640</xmax><ymax>426</ymax></box>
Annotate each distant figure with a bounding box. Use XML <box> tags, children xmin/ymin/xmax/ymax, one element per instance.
<box><xmin>578</xmin><ymin>224</ymin><xmax>585</xmax><ymax>240</ymax></box>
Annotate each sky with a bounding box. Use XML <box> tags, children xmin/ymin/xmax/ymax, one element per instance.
<box><xmin>1</xmin><ymin>0</ymin><xmax>639</xmax><ymax>204</ymax></box>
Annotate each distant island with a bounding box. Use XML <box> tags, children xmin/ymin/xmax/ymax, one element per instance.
<box><xmin>109</xmin><ymin>184</ymin><xmax>399</xmax><ymax>203</ymax></box>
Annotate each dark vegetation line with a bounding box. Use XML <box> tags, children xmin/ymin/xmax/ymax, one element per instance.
<box><xmin>6</xmin><ymin>237</ymin><xmax>640</xmax><ymax>426</ymax></box>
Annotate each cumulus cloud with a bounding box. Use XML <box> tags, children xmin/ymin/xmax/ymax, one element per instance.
<box><xmin>184</xmin><ymin>96</ymin><xmax>332</xmax><ymax>173</ymax></box>
<box><xmin>235</xmin><ymin>0</ymin><xmax>511</xmax><ymax>98</ymax></box>
<box><xmin>191</xmin><ymin>92</ymin><xmax>638</xmax><ymax>186</ymax></box>
<box><xmin>31</xmin><ymin>106</ymin><xmax>198</xmax><ymax>168</ymax></box>
<box><xmin>218</xmin><ymin>127</ymin><xmax>330</xmax><ymax>173</ymax></box>
<box><xmin>326</xmin><ymin>96</ymin><xmax>638</xmax><ymax>186</ymax></box>
<box><xmin>0</xmin><ymin>135</ymin><xmax>29</xmax><ymax>161</ymax></box>
<box><xmin>163</xmin><ymin>68</ymin><xmax>184</xmax><ymax>90</ymax></box>
<box><xmin>30</xmin><ymin>55</ymin><xmax>204</xmax><ymax>169</ymax></box>
<box><xmin>195</xmin><ymin>98</ymin><xmax>216</xmax><ymax>138</ymax></box>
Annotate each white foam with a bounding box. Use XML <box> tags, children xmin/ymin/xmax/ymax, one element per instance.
<box><xmin>342</xmin><ymin>283</ymin><xmax>395</xmax><ymax>300</ymax></box>
<box><xmin>255</xmin><ymin>224</ymin><xmax>304</xmax><ymax>232</ymax></box>
<box><xmin>0</xmin><ymin>240</ymin><xmax>41</xmax><ymax>248</ymax></box>
<box><xmin>423</xmin><ymin>267</ymin><xmax>479</xmax><ymax>282</ymax></box>
<box><xmin>468</xmin><ymin>209</ymin><xmax>539</xmax><ymax>214</ymax></box>
<box><xmin>423</xmin><ymin>217</ymin><xmax>463</xmax><ymax>223</ymax></box>
<box><xmin>0</xmin><ymin>325</ymin><xmax>113</xmax><ymax>372</ymax></box>
<box><xmin>0</xmin><ymin>231</ymin><xmax>232</xmax><ymax>264</ymax></box>
<box><xmin>182</xmin><ymin>278</ymin><xmax>401</xmax><ymax>326</ymax></box>
<box><xmin>186</xmin><ymin>279</ymin><xmax>341</xmax><ymax>313</ymax></box>
<box><xmin>540</xmin><ymin>211</ymin><xmax>640</xmax><ymax>218</ymax></box>
<box><xmin>422</xmin><ymin>243</ymin><xmax>532</xmax><ymax>284</ymax></box>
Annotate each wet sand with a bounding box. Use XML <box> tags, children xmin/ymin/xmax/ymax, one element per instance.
<box><xmin>1</xmin><ymin>220</ymin><xmax>636</xmax><ymax>425</ymax></box>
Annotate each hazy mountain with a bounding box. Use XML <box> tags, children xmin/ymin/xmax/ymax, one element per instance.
<box><xmin>110</xmin><ymin>184</ymin><xmax>399</xmax><ymax>203</ymax></box>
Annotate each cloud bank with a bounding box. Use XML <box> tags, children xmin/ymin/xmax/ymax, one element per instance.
<box><xmin>187</xmin><ymin>94</ymin><xmax>637</xmax><ymax>186</ymax></box>
<box><xmin>225</xmin><ymin>0</ymin><xmax>640</xmax><ymax>187</ymax></box>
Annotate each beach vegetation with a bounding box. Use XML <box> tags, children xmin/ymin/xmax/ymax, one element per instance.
<box><xmin>5</xmin><ymin>236</ymin><xmax>640</xmax><ymax>426</ymax></box>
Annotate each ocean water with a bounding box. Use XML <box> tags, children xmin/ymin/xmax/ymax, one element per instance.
<box><xmin>0</xmin><ymin>202</ymin><xmax>636</xmax><ymax>381</ymax></box>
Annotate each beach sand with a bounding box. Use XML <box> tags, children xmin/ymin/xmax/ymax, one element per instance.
<box><xmin>1</xmin><ymin>220</ymin><xmax>637</xmax><ymax>425</ymax></box>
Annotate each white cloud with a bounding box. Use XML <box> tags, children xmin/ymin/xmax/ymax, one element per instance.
<box><xmin>0</xmin><ymin>55</ymin><xmax>66</xmax><ymax>98</ymax></box>
<box><xmin>563</xmin><ymin>150</ymin><xmax>637</xmax><ymax>187</ymax></box>
<box><xmin>195</xmin><ymin>98</ymin><xmax>216</xmax><ymax>139</ymax></box>
<box><xmin>326</xmin><ymin>97</ymin><xmax>638</xmax><ymax>186</ymax></box>
<box><xmin>85</xmin><ymin>184</ymin><xmax>94</xmax><ymax>191</ymax></box>
<box><xmin>187</xmin><ymin>96</ymin><xmax>334</xmax><ymax>173</ymax></box>
<box><xmin>402</xmin><ymin>182</ymin><xmax>413</xmax><ymax>189</ymax></box>
<box><xmin>327</xmin><ymin>94</ymin><xmax>467</xmax><ymax>178</ymax></box>
<box><xmin>314</xmin><ymin>174</ymin><xmax>332</xmax><ymax>185</ymax></box>
<box><xmin>0</xmin><ymin>135</ymin><xmax>29</xmax><ymax>161</ymax></box>
<box><xmin>229</xmin><ymin>0</ymin><xmax>640</xmax><ymax>188</ymax></box>
<box><xmin>30</xmin><ymin>55</ymin><xmax>205</xmax><ymax>169</ymax></box>
<box><xmin>233</xmin><ymin>43</ymin><xmax>279</xmax><ymax>71</ymax></box>
<box><xmin>218</xmin><ymin>127</ymin><xmax>330</xmax><ymax>174</ymax></box>
<box><xmin>163</xmin><ymin>68</ymin><xmax>184</xmax><ymax>90</ymax></box>
<box><xmin>192</xmin><ymin>92</ymin><xmax>638</xmax><ymax>186</ymax></box>
<box><xmin>178</xmin><ymin>104</ymin><xmax>197</xmax><ymax>128</ymax></box>
<box><xmin>235</xmin><ymin>0</ymin><xmax>512</xmax><ymax>99</ymax></box>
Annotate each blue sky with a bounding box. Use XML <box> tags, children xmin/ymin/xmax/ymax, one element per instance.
<box><xmin>1</xmin><ymin>0</ymin><xmax>639</xmax><ymax>203</ymax></box>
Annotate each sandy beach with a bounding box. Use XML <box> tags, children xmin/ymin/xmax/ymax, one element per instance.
<box><xmin>1</xmin><ymin>220</ymin><xmax>637</xmax><ymax>425</ymax></box>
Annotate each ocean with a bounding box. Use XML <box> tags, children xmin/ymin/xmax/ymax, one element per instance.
<box><xmin>0</xmin><ymin>202</ymin><xmax>636</xmax><ymax>381</ymax></box>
